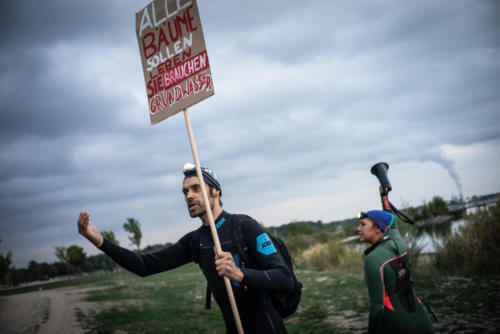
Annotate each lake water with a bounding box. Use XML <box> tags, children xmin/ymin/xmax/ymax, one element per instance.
<box><xmin>416</xmin><ymin>218</ymin><xmax>467</xmax><ymax>253</ymax></box>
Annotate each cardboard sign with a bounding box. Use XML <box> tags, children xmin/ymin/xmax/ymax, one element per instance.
<box><xmin>136</xmin><ymin>0</ymin><xmax>214</xmax><ymax>125</ymax></box>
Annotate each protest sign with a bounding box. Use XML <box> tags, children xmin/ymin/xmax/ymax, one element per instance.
<box><xmin>135</xmin><ymin>2</ymin><xmax>242</xmax><ymax>333</ymax></box>
<box><xmin>136</xmin><ymin>0</ymin><xmax>214</xmax><ymax>125</ymax></box>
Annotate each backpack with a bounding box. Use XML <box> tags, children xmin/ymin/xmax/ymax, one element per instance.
<box><xmin>232</xmin><ymin>216</ymin><xmax>303</xmax><ymax>318</ymax></box>
<box><xmin>191</xmin><ymin>215</ymin><xmax>302</xmax><ymax>318</ymax></box>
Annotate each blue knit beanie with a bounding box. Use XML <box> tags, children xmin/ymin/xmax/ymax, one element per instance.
<box><xmin>361</xmin><ymin>210</ymin><xmax>394</xmax><ymax>233</ymax></box>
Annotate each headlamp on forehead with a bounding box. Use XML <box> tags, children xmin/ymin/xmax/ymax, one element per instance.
<box><xmin>183</xmin><ymin>163</ymin><xmax>221</xmax><ymax>194</ymax></box>
<box><xmin>183</xmin><ymin>163</ymin><xmax>196</xmax><ymax>172</ymax></box>
<box><xmin>358</xmin><ymin>212</ymin><xmax>368</xmax><ymax>220</ymax></box>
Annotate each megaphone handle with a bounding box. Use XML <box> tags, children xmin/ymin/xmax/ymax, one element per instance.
<box><xmin>378</xmin><ymin>186</ymin><xmax>391</xmax><ymax>212</ymax></box>
<box><xmin>380</xmin><ymin>193</ymin><xmax>391</xmax><ymax>212</ymax></box>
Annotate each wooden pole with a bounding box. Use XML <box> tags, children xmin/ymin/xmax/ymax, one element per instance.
<box><xmin>183</xmin><ymin>109</ymin><xmax>244</xmax><ymax>334</ymax></box>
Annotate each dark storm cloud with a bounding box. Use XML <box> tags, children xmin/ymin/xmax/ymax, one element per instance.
<box><xmin>0</xmin><ymin>0</ymin><xmax>136</xmax><ymax>48</ymax></box>
<box><xmin>0</xmin><ymin>0</ymin><xmax>145</xmax><ymax>140</ymax></box>
<box><xmin>1</xmin><ymin>0</ymin><xmax>500</xmax><ymax>267</ymax></box>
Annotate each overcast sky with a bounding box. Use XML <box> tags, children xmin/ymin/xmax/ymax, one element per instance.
<box><xmin>1</xmin><ymin>0</ymin><xmax>499</xmax><ymax>268</ymax></box>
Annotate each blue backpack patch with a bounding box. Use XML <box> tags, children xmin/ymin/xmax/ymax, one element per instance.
<box><xmin>257</xmin><ymin>233</ymin><xmax>277</xmax><ymax>255</ymax></box>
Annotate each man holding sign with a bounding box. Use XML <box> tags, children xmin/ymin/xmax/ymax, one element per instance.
<box><xmin>78</xmin><ymin>0</ymin><xmax>294</xmax><ymax>332</ymax></box>
<box><xmin>77</xmin><ymin>164</ymin><xmax>294</xmax><ymax>333</ymax></box>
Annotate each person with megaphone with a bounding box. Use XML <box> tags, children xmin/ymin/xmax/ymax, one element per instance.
<box><xmin>356</xmin><ymin>163</ymin><xmax>436</xmax><ymax>334</ymax></box>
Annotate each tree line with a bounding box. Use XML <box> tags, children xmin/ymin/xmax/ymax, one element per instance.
<box><xmin>0</xmin><ymin>218</ymin><xmax>146</xmax><ymax>287</ymax></box>
<box><xmin>1</xmin><ymin>196</ymin><xmax>462</xmax><ymax>287</ymax></box>
<box><xmin>403</xmin><ymin>195</ymin><xmax>463</xmax><ymax>222</ymax></box>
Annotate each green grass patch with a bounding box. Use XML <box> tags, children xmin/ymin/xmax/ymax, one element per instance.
<box><xmin>77</xmin><ymin>264</ymin><xmax>226</xmax><ymax>333</ymax></box>
<box><xmin>6</xmin><ymin>261</ymin><xmax>499</xmax><ymax>333</ymax></box>
<box><xmin>284</xmin><ymin>269</ymin><xmax>368</xmax><ymax>334</ymax></box>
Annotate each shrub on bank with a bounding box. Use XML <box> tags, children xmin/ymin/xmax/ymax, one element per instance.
<box><xmin>434</xmin><ymin>196</ymin><xmax>500</xmax><ymax>276</ymax></box>
<box><xmin>295</xmin><ymin>240</ymin><xmax>363</xmax><ymax>272</ymax></box>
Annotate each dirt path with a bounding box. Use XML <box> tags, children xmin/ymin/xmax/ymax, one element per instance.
<box><xmin>0</xmin><ymin>286</ymin><xmax>100</xmax><ymax>334</ymax></box>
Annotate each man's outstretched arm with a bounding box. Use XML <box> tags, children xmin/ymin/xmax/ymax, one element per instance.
<box><xmin>77</xmin><ymin>212</ymin><xmax>191</xmax><ymax>277</ymax></box>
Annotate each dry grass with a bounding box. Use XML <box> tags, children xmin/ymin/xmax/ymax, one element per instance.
<box><xmin>295</xmin><ymin>240</ymin><xmax>363</xmax><ymax>273</ymax></box>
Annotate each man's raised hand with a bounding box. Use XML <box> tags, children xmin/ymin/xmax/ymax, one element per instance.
<box><xmin>77</xmin><ymin>212</ymin><xmax>103</xmax><ymax>247</ymax></box>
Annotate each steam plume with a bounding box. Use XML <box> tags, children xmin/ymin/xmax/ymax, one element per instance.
<box><xmin>419</xmin><ymin>148</ymin><xmax>463</xmax><ymax>200</ymax></box>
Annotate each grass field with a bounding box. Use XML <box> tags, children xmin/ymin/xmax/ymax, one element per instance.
<box><xmin>24</xmin><ymin>263</ymin><xmax>500</xmax><ymax>333</ymax></box>
<box><xmin>3</xmin><ymin>263</ymin><xmax>500</xmax><ymax>333</ymax></box>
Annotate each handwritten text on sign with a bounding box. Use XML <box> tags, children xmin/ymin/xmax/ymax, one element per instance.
<box><xmin>136</xmin><ymin>0</ymin><xmax>214</xmax><ymax>125</ymax></box>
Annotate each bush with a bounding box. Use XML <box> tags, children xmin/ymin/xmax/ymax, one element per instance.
<box><xmin>295</xmin><ymin>240</ymin><xmax>363</xmax><ymax>272</ymax></box>
<box><xmin>434</xmin><ymin>196</ymin><xmax>500</xmax><ymax>276</ymax></box>
<box><xmin>286</xmin><ymin>221</ymin><xmax>318</xmax><ymax>236</ymax></box>
<box><xmin>286</xmin><ymin>235</ymin><xmax>312</xmax><ymax>256</ymax></box>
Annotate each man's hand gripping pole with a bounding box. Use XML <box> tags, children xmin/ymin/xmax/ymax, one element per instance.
<box><xmin>183</xmin><ymin>109</ymin><xmax>244</xmax><ymax>334</ymax></box>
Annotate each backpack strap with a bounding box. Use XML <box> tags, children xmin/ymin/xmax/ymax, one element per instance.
<box><xmin>190</xmin><ymin>227</ymin><xmax>213</xmax><ymax>310</ymax></box>
<box><xmin>231</xmin><ymin>214</ymin><xmax>256</xmax><ymax>269</ymax></box>
<box><xmin>205</xmin><ymin>284</ymin><xmax>212</xmax><ymax>310</ymax></box>
<box><xmin>231</xmin><ymin>215</ymin><xmax>258</xmax><ymax>293</ymax></box>
<box><xmin>190</xmin><ymin>227</ymin><xmax>202</xmax><ymax>264</ymax></box>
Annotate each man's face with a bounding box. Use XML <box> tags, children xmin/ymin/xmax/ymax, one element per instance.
<box><xmin>356</xmin><ymin>218</ymin><xmax>382</xmax><ymax>244</ymax></box>
<box><xmin>182</xmin><ymin>177</ymin><xmax>216</xmax><ymax>218</ymax></box>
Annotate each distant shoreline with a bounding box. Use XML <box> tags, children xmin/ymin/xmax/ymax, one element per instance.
<box><xmin>415</xmin><ymin>214</ymin><xmax>454</xmax><ymax>227</ymax></box>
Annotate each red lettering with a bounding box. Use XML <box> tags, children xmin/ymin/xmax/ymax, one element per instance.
<box><xmin>175</xmin><ymin>86</ymin><xmax>183</xmax><ymax>102</ymax></box>
<box><xmin>167</xmin><ymin>89</ymin><xmax>175</xmax><ymax>106</ymax></box>
<box><xmin>182</xmin><ymin>49</ymin><xmax>192</xmax><ymax>59</ymax></box>
<box><xmin>173</xmin><ymin>54</ymin><xmax>182</xmax><ymax>66</ymax></box>
<box><xmin>157</xmin><ymin>28</ymin><xmax>170</xmax><ymax>51</ymax></box>
<box><xmin>167</xmin><ymin>20</ymin><xmax>180</xmax><ymax>42</ymax></box>
<box><xmin>149</xmin><ymin>70</ymin><xmax>213</xmax><ymax>115</ymax></box>
<box><xmin>150</xmin><ymin>99</ymin><xmax>157</xmax><ymax>114</ymax></box>
<box><xmin>197</xmin><ymin>73</ymin><xmax>205</xmax><ymax>86</ymax></box>
<box><xmin>158</xmin><ymin>62</ymin><xmax>166</xmax><ymax>75</ymax></box>
<box><xmin>161</xmin><ymin>51</ymin><xmax>208</xmax><ymax>90</ymax></box>
<box><xmin>156</xmin><ymin>75</ymin><xmax>164</xmax><ymax>93</ymax></box>
<box><xmin>193</xmin><ymin>75</ymin><xmax>200</xmax><ymax>92</ymax></box>
<box><xmin>176</xmin><ymin>8</ymin><xmax>190</xmax><ymax>34</ymax></box>
<box><xmin>155</xmin><ymin>95</ymin><xmax>166</xmax><ymax>112</ymax></box>
<box><xmin>159</xmin><ymin>59</ymin><xmax>172</xmax><ymax>73</ymax></box>
<box><xmin>141</xmin><ymin>5</ymin><xmax>198</xmax><ymax>66</ymax></box>
<box><xmin>185</xmin><ymin>5</ymin><xmax>198</xmax><ymax>32</ymax></box>
<box><xmin>150</xmin><ymin>94</ymin><xmax>166</xmax><ymax>115</ymax></box>
<box><xmin>187</xmin><ymin>79</ymin><xmax>195</xmax><ymax>95</ymax></box>
<box><xmin>142</xmin><ymin>32</ymin><xmax>156</xmax><ymax>59</ymax></box>
<box><xmin>152</xmin><ymin>77</ymin><xmax>158</xmax><ymax>95</ymax></box>
<box><xmin>147</xmin><ymin>79</ymin><xmax>156</xmax><ymax>98</ymax></box>
<box><xmin>205</xmin><ymin>74</ymin><xmax>213</xmax><ymax>91</ymax></box>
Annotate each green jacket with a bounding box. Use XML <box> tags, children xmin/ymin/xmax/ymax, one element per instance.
<box><xmin>364</xmin><ymin>225</ymin><xmax>434</xmax><ymax>334</ymax></box>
